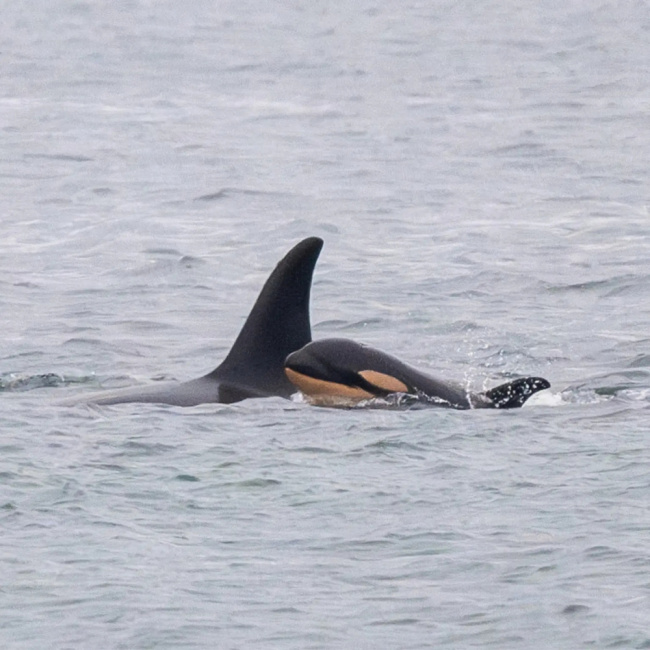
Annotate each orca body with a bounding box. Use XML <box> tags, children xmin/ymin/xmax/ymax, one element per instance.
<box><xmin>285</xmin><ymin>338</ymin><xmax>550</xmax><ymax>409</ymax></box>
<box><xmin>61</xmin><ymin>237</ymin><xmax>323</xmax><ymax>406</ymax></box>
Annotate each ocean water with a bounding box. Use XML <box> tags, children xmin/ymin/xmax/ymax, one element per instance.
<box><xmin>2</xmin><ymin>1</ymin><xmax>649</xmax><ymax>648</ymax></box>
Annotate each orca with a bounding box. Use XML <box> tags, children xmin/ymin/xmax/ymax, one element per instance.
<box><xmin>285</xmin><ymin>338</ymin><xmax>550</xmax><ymax>409</ymax></box>
<box><xmin>60</xmin><ymin>237</ymin><xmax>323</xmax><ymax>406</ymax></box>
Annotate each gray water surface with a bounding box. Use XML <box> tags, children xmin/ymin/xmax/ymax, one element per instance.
<box><xmin>2</xmin><ymin>2</ymin><xmax>650</xmax><ymax>648</ymax></box>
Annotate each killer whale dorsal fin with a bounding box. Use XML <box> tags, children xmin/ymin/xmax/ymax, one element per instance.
<box><xmin>484</xmin><ymin>377</ymin><xmax>551</xmax><ymax>409</ymax></box>
<box><xmin>206</xmin><ymin>237</ymin><xmax>323</xmax><ymax>397</ymax></box>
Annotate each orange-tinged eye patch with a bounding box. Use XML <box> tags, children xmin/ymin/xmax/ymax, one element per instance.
<box><xmin>358</xmin><ymin>370</ymin><xmax>408</xmax><ymax>394</ymax></box>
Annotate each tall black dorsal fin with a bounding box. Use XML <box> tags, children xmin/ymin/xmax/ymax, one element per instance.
<box><xmin>484</xmin><ymin>377</ymin><xmax>550</xmax><ymax>409</ymax></box>
<box><xmin>207</xmin><ymin>237</ymin><xmax>323</xmax><ymax>397</ymax></box>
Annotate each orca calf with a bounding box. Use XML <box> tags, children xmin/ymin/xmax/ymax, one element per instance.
<box><xmin>61</xmin><ymin>237</ymin><xmax>323</xmax><ymax>406</ymax></box>
<box><xmin>285</xmin><ymin>338</ymin><xmax>550</xmax><ymax>409</ymax></box>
